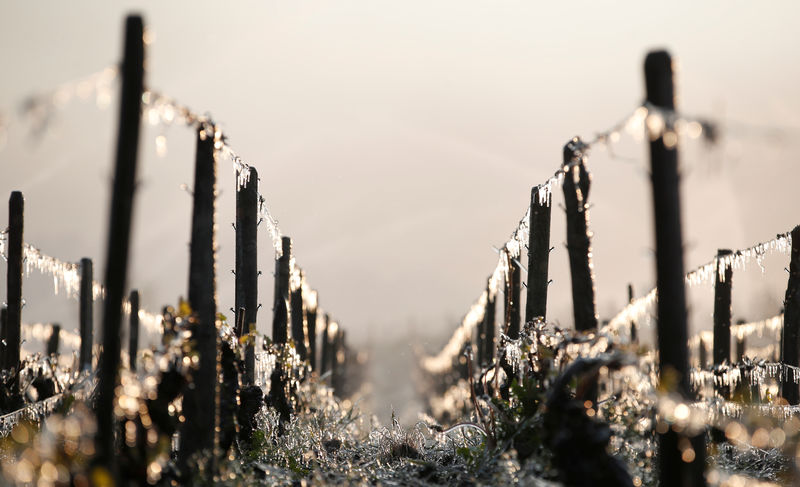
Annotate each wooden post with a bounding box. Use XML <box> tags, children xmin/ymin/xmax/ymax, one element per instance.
<box><xmin>0</xmin><ymin>307</ymin><xmax>6</xmax><ymax>370</ymax></box>
<box><xmin>645</xmin><ymin>50</ymin><xmax>705</xmax><ymax>486</ymax></box>
<box><xmin>779</xmin><ymin>312</ymin><xmax>785</xmax><ymax>363</ymax></box>
<box><xmin>218</xmin><ymin>338</ymin><xmax>239</xmax><ymax>459</ymax></box>
<box><xmin>482</xmin><ymin>279</ymin><xmax>496</xmax><ymax>366</ymax></box>
<box><xmin>128</xmin><ymin>290</ymin><xmax>140</xmax><ymax>371</ymax></box>
<box><xmin>290</xmin><ymin>274</ymin><xmax>307</xmax><ymax>360</ymax></box>
<box><xmin>235</xmin><ymin>166</ymin><xmax>258</xmax><ymax>385</ymax></box>
<box><xmin>273</xmin><ymin>237</ymin><xmax>291</xmax><ymax>345</ymax></box>
<box><xmin>734</xmin><ymin>320</ymin><xmax>750</xmax><ymax>401</ymax></box>
<box><xmin>332</xmin><ymin>329</ymin><xmax>344</xmax><ymax>396</ymax></box>
<box><xmin>628</xmin><ymin>284</ymin><xmax>638</xmax><ymax>344</ymax></box>
<box><xmin>713</xmin><ymin>249</ymin><xmax>733</xmax><ymax>399</ymax></box>
<box><xmin>505</xmin><ymin>252</ymin><xmax>522</xmax><ymax>338</ymax></box>
<box><xmin>5</xmin><ymin>192</ymin><xmax>23</xmax><ymax>401</ymax></box>
<box><xmin>179</xmin><ymin>125</ymin><xmax>220</xmax><ymax>468</ymax></box>
<box><xmin>781</xmin><ymin>225</ymin><xmax>800</xmax><ymax>405</ymax></box>
<box><xmin>562</xmin><ymin>139</ymin><xmax>598</xmax><ymax>333</ymax></box>
<box><xmin>307</xmin><ymin>298</ymin><xmax>318</xmax><ymax>373</ymax></box>
<box><xmin>735</xmin><ymin>327</ymin><xmax>745</xmax><ymax>362</ymax></box>
<box><xmin>269</xmin><ymin>236</ymin><xmax>292</xmax><ymax>426</ymax></box>
<box><xmin>47</xmin><ymin>324</ymin><xmax>61</xmax><ymax>357</ymax></box>
<box><xmin>237</xmin><ymin>385</ymin><xmax>263</xmax><ymax>445</ymax></box>
<box><xmin>96</xmin><ymin>17</ymin><xmax>144</xmax><ymax>475</ymax></box>
<box><xmin>79</xmin><ymin>258</ymin><xmax>93</xmax><ymax>371</ymax></box>
<box><xmin>699</xmin><ymin>338</ymin><xmax>708</xmax><ymax>369</ymax></box>
<box><xmin>477</xmin><ymin>295</ymin><xmax>486</xmax><ymax>367</ymax></box>
<box><xmin>320</xmin><ymin>314</ymin><xmax>331</xmax><ymax>374</ymax></box>
<box><xmin>525</xmin><ymin>185</ymin><xmax>552</xmax><ymax>323</ymax></box>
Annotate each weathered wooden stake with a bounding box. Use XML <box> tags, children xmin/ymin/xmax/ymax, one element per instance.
<box><xmin>179</xmin><ymin>125</ymin><xmax>219</xmax><ymax>469</ymax></box>
<box><xmin>320</xmin><ymin>314</ymin><xmax>331</xmax><ymax>374</ymax></box>
<box><xmin>562</xmin><ymin>139</ymin><xmax>598</xmax><ymax>333</ymax></box>
<box><xmin>235</xmin><ymin>166</ymin><xmax>258</xmax><ymax>385</ymax></box>
<box><xmin>307</xmin><ymin>300</ymin><xmax>318</xmax><ymax>373</ymax></box>
<box><xmin>500</xmin><ymin>257</ymin><xmax>521</xmax><ymax>399</ymax></box>
<box><xmin>482</xmin><ymin>279</ymin><xmax>496</xmax><ymax>366</ymax></box>
<box><xmin>237</xmin><ymin>385</ymin><xmax>263</xmax><ymax>445</ymax></box>
<box><xmin>476</xmin><ymin>316</ymin><xmax>484</xmax><ymax>367</ymax></box>
<box><xmin>79</xmin><ymin>258</ymin><xmax>93</xmax><ymax>371</ymax></box>
<box><xmin>128</xmin><ymin>290</ymin><xmax>140</xmax><ymax>371</ymax></box>
<box><xmin>290</xmin><ymin>274</ymin><xmax>307</xmax><ymax>360</ymax></box>
<box><xmin>5</xmin><ymin>192</ymin><xmax>23</xmax><ymax>402</ymax></box>
<box><xmin>476</xmin><ymin>290</ymin><xmax>487</xmax><ymax>367</ymax></box>
<box><xmin>735</xmin><ymin>332</ymin><xmax>745</xmax><ymax>362</ymax></box>
<box><xmin>628</xmin><ymin>284</ymin><xmax>638</xmax><ymax>343</ymax></box>
<box><xmin>699</xmin><ymin>338</ymin><xmax>708</xmax><ymax>370</ymax></box>
<box><xmin>505</xmin><ymin>252</ymin><xmax>522</xmax><ymax>339</ymax></box>
<box><xmin>96</xmin><ymin>17</ymin><xmax>144</xmax><ymax>475</ymax></box>
<box><xmin>47</xmin><ymin>324</ymin><xmax>61</xmax><ymax>357</ymax></box>
<box><xmin>645</xmin><ymin>50</ymin><xmax>705</xmax><ymax>486</ymax></box>
<box><xmin>332</xmin><ymin>329</ymin><xmax>345</xmax><ymax>396</ymax></box>
<box><xmin>713</xmin><ymin>249</ymin><xmax>733</xmax><ymax>399</ymax></box>
<box><xmin>0</xmin><ymin>307</ymin><xmax>6</xmax><ymax>370</ymax></box>
<box><xmin>269</xmin><ymin>237</ymin><xmax>292</xmax><ymax>426</ymax></box>
<box><xmin>273</xmin><ymin>237</ymin><xmax>292</xmax><ymax>345</ymax></box>
<box><xmin>781</xmin><ymin>225</ymin><xmax>800</xmax><ymax>405</ymax></box>
<box><xmin>525</xmin><ymin>185</ymin><xmax>552</xmax><ymax>323</ymax></box>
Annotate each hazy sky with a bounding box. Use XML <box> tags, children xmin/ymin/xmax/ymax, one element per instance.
<box><xmin>2</xmin><ymin>1</ymin><xmax>800</xmax><ymax>360</ymax></box>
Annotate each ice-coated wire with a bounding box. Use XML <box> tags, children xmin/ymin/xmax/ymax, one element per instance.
<box><xmin>606</xmin><ymin>230</ymin><xmax>794</xmax><ymax>344</ymax></box>
<box><xmin>420</xmin><ymin>290</ymin><xmax>489</xmax><ymax>374</ymax></box>
<box><xmin>685</xmin><ymin>231</ymin><xmax>792</xmax><ymax>286</ymax></box>
<box><xmin>0</xmin><ymin>66</ymin><xmax>118</xmax><ymax>149</ymax></box>
<box><xmin>731</xmin><ymin>314</ymin><xmax>783</xmax><ymax>341</ymax></box>
<box><xmin>0</xmin><ymin>234</ymin><xmax>162</xmax><ymax>337</ymax></box>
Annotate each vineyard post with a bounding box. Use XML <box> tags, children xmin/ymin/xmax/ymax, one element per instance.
<box><xmin>525</xmin><ymin>185</ymin><xmax>552</xmax><ymax>323</ymax></box>
<box><xmin>476</xmin><ymin>292</ymin><xmax>486</xmax><ymax>366</ymax></box>
<box><xmin>735</xmin><ymin>320</ymin><xmax>745</xmax><ymax>362</ymax></box>
<box><xmin>307</xmin><ymin>298</ymin><xmax>318</xmax><ymax>373</ymax></box>
<box><xmin>320</xmin><ymin>314</ymin><xmax>330</xmax><ymax>374</ymax></box>
<box><xmin>79</xmin><ymin>258</ymin><xmax>93</xmax><ymax>371</ymax></box>
<box><xmin>483</xmin><ymin>279</ymin><xmax>496</xmax><ymax>366</ymax></box>
<box><xmin>562</xmin><ymin>139</ymin><xmax>598</xmax><ymax>333</ymax></box>
<box><xmin>269</xmin><ymin>236</ymin><xmax>292</xmax><ymax>426</ymax></box>
<box><xmin>699</xmin><ymin>338</ymin><xmax>708</xmax><ymax>369</ymax></box>
<box><xmin>506</xmin><ymin>252</ymin><xmax>522</xmax><ymax>339</ymax></box>
<box><xmin>781</xmin><ymin>225</ymin><xmax>800</xmax><ymax>405</ymax></box>
<box><xmin>179</xmin><ymin>125</ymin><xmax>220</xmax><ymax>471</ymax></box>
<box><xmin>332</xmin><ymin>329</ymin><xmax>344</xmax><ymax>396</ymax></box>
<box><xmin>628</xmin><ymin>284</ymin><xmax>638</xmax><ymax>343</ymax></box>
<box><xmin>474</xmin><ymin>327</ymin><xmax>482</xmax><ymax>367</ymax></box>
<box><xmin>5</xmin><ymin>191</ymin><xmax>23</xmax><ymax>402</ymax></box>
<box><xmin>234</xmin><ymin>308</ymin><xmax>257</xmax><ymax>446</ymax></box>
<box><xmin>291</xmin><ymin>273</ymin><xmax>307</xmax><ymax>360</ymax></box>
<box><xmin>500</xmin><ymin>255</ymin><xmax>521</xmax><ymax>398</ymax></box>
<box><xmin>0</xmin><ymin>307</ymin><xmax>6</xmax><ymax>370</ymax></box>
<box><xmin>128</xmin><ymin>290</ymin><xmax>139</xmax><ymax>371</ymax></box>
<box><xmin>273</xmin><ymin>237</ymin><xmax>291</xmax><ymax>345</ymax></box>
<box><xmin>95</xmin><ymin>17</ymin><xmax>144</xmax><ymax>477</ymax></box>
<box><xmin>734</xmin><ymin>320</ymin><xmax>750</xmax><ymax>400</ymax></box>
<box><xmin>645</xmin><ymin>50</ymin><xmax>705</xmax><ymax>486</ymax></box>
<box><xmin>713</xmin><ymin>249</ymin><xmax>733</xmax><ymax>399</ymax></box>
<box><xmin>235</xmin><ymin>166</ymin><xmax>258</xmax><ymax>385</ymax></box>
<box><xmin>47</xmin><ymin>324</ymin><xmax>61</xmax><ymax>357</ymax></box>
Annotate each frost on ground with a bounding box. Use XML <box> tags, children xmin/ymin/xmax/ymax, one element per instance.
<box><xmin>223</xmin><ymin>380</ymin><xmax>562</xmax><ymax>486</ymax></box>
